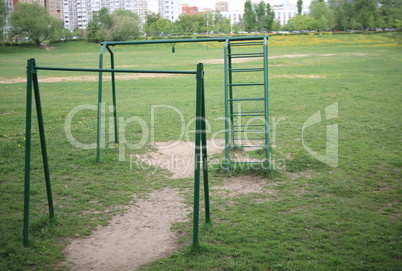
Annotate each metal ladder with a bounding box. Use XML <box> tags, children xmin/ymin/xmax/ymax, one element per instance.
<box><xmin>224</xmin><ymin>37</ymin><xmax>269</xmax><ymax>173</ymax></box>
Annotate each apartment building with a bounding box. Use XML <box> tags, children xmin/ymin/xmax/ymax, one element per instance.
<box><xmin>272</xmin><ymin>0</ymin><xmax>298</xmax><ymax>26</ymax></box>
<box><xmin>215</xmin><ymin>1</ymin><xmax>228</xmax><ymax>12</ymax></box>
<box><xmin>63</xmin><ymin>0</ymin><xmax>181</xmax><ymax>31</ymax></box>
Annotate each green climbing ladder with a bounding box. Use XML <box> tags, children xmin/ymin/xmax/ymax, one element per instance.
<box><xmin>224</xmin><ymin>37</ymin><xmax>269</xmax><ymax>173</ymax></box>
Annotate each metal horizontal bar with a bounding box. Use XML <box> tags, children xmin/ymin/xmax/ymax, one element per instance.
<box><xmin>229</xmin><ymin>114</ymin><xmax>265</xmax><ymax>117</ymax></box>
<box><xmin>34</xmin><ymin>66</ymin><xmax>197</xmax><ymax>75</ymax></box>
<box><xmin>101</xmin><ymin>36</ymin><xmax>268</xmax><ymax>46</ymax></box>
<box><xmin>228</xmin><ymin>98</ymin><xmax>265</xmax><ymax>101</ymax></box>
<box><xmin>228</xmin><ymin>53</ymin><xmax>264</xmax><ymax>58</ymax></box>
<box><xmin>233</xmin><ymin>125</ymin><xmax>265</xmax><ymax>127</ymax></box>
<box><xmin>229</xmin><ymin>145</ymin><xmax>267</xmax><ymax>148</ymax></box>
<box><xmin>229</xmin><ymin>68</ymin><xmax>265</xmax><ymax>72</ymax></box>
<box><xmin>234</xmin><ymin>138</ymin><xmax>266</xmax><ymax>140</ymax></box>
<box><xmin>229</xmin><ymin>42</ymin><xmax>264</xmax><ymax>46</ymax></box>
<box><xmin>233</xmin><ymin>111</ymin><xmax>265</xmax><ymax>114</ymax></box>
<box><xmin>228</xmin><ymin>83</ymin><xmax>265</xmax><ymax>86</ymax></box>
<box><xmin>229</xmin><ymin>130</ymin><xmax>267</xmax><ymax>132</ymax></box>
<box><xmin>229</xmin><ymin>161</ymin><xmax>265</xmax><ymax>164</ymax></box>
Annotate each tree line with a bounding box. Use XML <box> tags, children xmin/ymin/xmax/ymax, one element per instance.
<box><xmin>286</xmin><ymin>0</ymin><xmax>402</xmax><ymax>32</ymax></box>
<box><xmin>1</xmin><ymin>0</ymin><xmax>401</xmax><ymax>46</ymax></box>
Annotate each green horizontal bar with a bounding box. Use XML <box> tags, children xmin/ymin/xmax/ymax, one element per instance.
<box><xmin>34</xmin><ymin>66</ymin><xmax>196</xmax><ymax>75</ymax></box>
<box><xmin>229</xmin><ymin>42</ymin><xmax>264</xmax><ymax>46</ymax></box>
<box><xmin>229</xmin><ymin>161</ymin><xmax>266</xmax><ymax>164</ymax></box>
<box><xmin>228</xmin><ymin>114</ymin><xmax>265</xmax><ymax>117</ymax></box>
<box><xmin>234</xmin><ymin>138</ymin><xmax>266</xmax><ymax>140</ymax></box>
<box><xmin>229</xmin><ymin>130</ymin><xmax>267</xmax><ymax>132</ymax></box>
<box><xmin>229</xmin><ymin>68</ymin><xmax>265</xmax><ymax>72</ymax></box>
<box><xmin>229</xmin><ymin>53</ymin><xmax>264</xmax><ymax>57</ymax></box>
<box><xmin>233</xmin><ymin>111</ymin><xmax>265</xmax><ymax>114</ymax></box>
<box><xmin>228</xmin><ymin>83</ymin><xmax>265</xmax><ymax>86</ymax></box>
<box><xmin>101</xmin><ymin>36</ymin><xmax>269</xmax><ymax>46</ymax></box>
<box><xmin>230</xmin><ymin>145</ymin><xmax>267</xmax><ymax>148</ymax></box>
<box><xmin>228</xmin><ymin>98</ymin><xmax>265</xmax><ymax>101</ymax></box>
<box><xmin>233</xmin><ymin>125</ymin><xmax>265</xmax><ymax>127</ymax></box>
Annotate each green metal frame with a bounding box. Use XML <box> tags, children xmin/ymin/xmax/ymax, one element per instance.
<box><xmin>23</xmin><ymin>35</ymin><xmax>270</xmax><ymax>248</ymax></box>
<box><xmin>223</xmin><ymin>36</ymin><xmax>270</xmax><ymax>173</ymax></box>
<box><xmin>23</xmin><ymin>58</ymin><xmax>209</xmax><ymax>248</ymax></box>
<box><xmin>96</xmin><ymin>36</ymin><xmax>269</xmax><ymax>164</ymax></box>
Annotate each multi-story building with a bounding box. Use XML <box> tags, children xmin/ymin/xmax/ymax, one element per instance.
<box><xmin>160</xmin><ymin>0</ymin><xmax>181</xmax><ymax>21</ymax></box>
<box><xmin>221</xmin><ymin>10</ymin><xmax>242</xmax><ymax>25</ymax></box>
<box><xmin>47</xmin><ymin>0</ymin><xmax>64</xmax><ymax>20</ymax></box>
<box><xmin>62</xmin><ymin>0</ymin><xmax>181</xmax><ymax>31</ymax></box>
<box><xmin>17</xmin><ymin>0</ymin><xmax>46</xmax><ymax>5</ymax></box>
<box><xmin>272</xmin><ymin>0</ymin><xmax>298</xmax><ymax>26</ymax></box>
<box><xmin>215</xmin><ymin>1</ymin><xmax>228</xmax><ymax>12</ymax></box>
<box><xmin>182</xmin><ymin>4</ymin><xmax>198</xmax><ymax>15</ymax></box>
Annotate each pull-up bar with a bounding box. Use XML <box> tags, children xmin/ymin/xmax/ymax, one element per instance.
<box><xmin>24</xmin><ymin>58</ymin><xmax>210</xmax><ymax>248</ymax></box>
<box><xmin>100</xmin><ymin>35</ymin><xmax>268</xmax><ymax>46</ymax></box>
<box><xmin>97</xmin><ymin>36</ymin><xmax>269</xmax><ymax>163</ymax></box>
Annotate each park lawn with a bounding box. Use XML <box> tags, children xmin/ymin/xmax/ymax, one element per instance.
<box><xmin>0</xmin><ymin>33</ymin><xmax>401</xmax><ymax>270</ymax></box>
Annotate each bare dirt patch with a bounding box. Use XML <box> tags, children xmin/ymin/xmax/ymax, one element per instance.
<box><xmin>212</xmin><ymin>175</ymin><xmax>273</xmax><ymax>197</ymax></box>
<box><xmin>136</xmin><ymin>140</ymin><xmax>226</xmax><ymax>179</ymax></box>
<box><xmin>41</xmin><ymin>43</ymin><xmax>55</xmax><ymax>51</ymax></box>
<box><xmin>0</xmin><ymin>73</ymin><xmax>182</xmax><ymax>84</ymax></box>
<box><xmin>61</xmin><ymin>189</ymin><xmax>189</xmax><ymax>271</ymax></box>
<box><xmin>61</xmin><ymin>140</ymin><xmax>273</xmax><ymax>270</ymax></box>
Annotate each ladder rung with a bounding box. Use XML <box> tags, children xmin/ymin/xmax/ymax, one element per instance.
<box><xmin>229</xmin><ymin>68</ymin><xmax>265</xmax><ymax>72</ymax></box>
<box><xmin>229</xmin><ymin>145</ymin><xmax>267</xmax><ymax>148</ymax></box>
<box><xmin>228</xmin><ymin>98</ymin><xmax>264</xmax><ymax>101</ymax></box>
<box><xmin>234</xmin><ymin>138</ymin><xmax>266</xmax><ymax>140</ymax></box>
<box><xmin>229</xmin><ymin>114</ymin><xmax>265</xmax><ymax>117</ymax></box>
<box><xmin>228</xmin><ymin>83</ymin><xmax>265</xmax><ymax>87</ymax></box>
<box><xmin>229</xmin><ymin>53</ymin><xmax>264</xmax><ymax>58</ymax></box>
<box><xmin>229</xmin><ymin>130</ymin><xmax>267</xmax><ymax>132</ymax></box>
<box><xmin>229</xmin><ymin>161</ymin><xmax>265</xmax><ymax>164</ymax></box>
<box><xmin>229</xmin><ymin>42</ymin><xmax>264</xmax><ymax>46</ymax></box>
<box><xmin>233</xmin><ymin>111</ymin><xmax>265</xmax><ymax>114</ymax></box>
<box><xmin>233</xmin><ymin>125</ymin><xmax>265</xmax><ymax>127</ymax></box>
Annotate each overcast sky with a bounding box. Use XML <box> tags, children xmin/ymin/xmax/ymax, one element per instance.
<box><xmin>182</xmin><ymin>0</ymin><xmax>312</xmax><ymax>12</ymax></box>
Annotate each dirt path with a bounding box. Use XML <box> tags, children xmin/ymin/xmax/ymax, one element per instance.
<box><xmin>62</xmin><ymin>140</ymin><xmax>272</xmax><ymax>270</ymax></box>
<box><xmin>61</xmin><ymin>189</ymin><xmax>190</xmax><ymax>271</ymax></box>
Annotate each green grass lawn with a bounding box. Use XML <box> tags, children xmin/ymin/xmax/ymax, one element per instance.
<box><xmin>0</xmin><ymin>33</ymin><xmax>401</xmax><ymax>270</ymax></box>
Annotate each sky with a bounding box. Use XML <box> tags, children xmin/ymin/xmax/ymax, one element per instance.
<box><xmin>182</xmin><ymin>0</ymin><xmax>312</xmax><ymax>12</ymax></box>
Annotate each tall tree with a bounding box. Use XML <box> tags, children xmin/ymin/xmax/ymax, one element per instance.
<box><xmin>0</xmin><ymin>0</ymin><xmax>6</xmax><ymax>41</ymax></box>
<box><xmin>297</xmin><ymin>0</ymin><xmax>303</xmax><ymax>15</ymax></box>
<box><xmin>109</xmin><ymin>10</ymin><xmax>140</xmax><ymax>40</ymax></box>
<box><xmin>255</xmin><ymin>0</ymin><xmax>266</xmax><ymax>32</ymax></box>
<box><xmin>86</xmin><ymin>8</ymin><xmax>140</xmax><ymax>41</ymax></box>
<box><xmin>379</xmin><ymin>0</ymin><xmax>402</xmax><ymax>29</ymax></box>
<box><xmin>309</xmin><ymin>0</ymin><xmax>335</xmax><ymax>29</ymax></box>
<box><xmin>354</xmin><ymin>0</ymin><xmax>379</xmax><ymax>30</ymax></box>
<box><xmin>243</xmin><ymin>0</ymin><xmax>256</xmax><ymax>32</ymax></box>
<box><xmin>10</xmin><ymin>3</ymin><xmax>63</xmax><ymax>46</ymax></box>
<box><xmin>265</xmin><ymin>3</ymin><xmax>275</xmax><ymax>31</ymax></box>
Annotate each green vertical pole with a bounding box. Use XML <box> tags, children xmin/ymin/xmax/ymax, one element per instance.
<box><xmin>96</xmin><ymin>44</ymin><xmax>107</xmax><ymax>163</ymax></box>
<box><xmin>107</xmin><ymin>46</ymin><xmax>119</xmax><ymax>144</ymax></box>
<box><xmin>23</xmin><ymin>59</ymin><xmax>34</xmax><ymax>247</ymax></box>
<box><xmin>263</xmin><ymin>37</ymin><xmax>270</xmax><ymax>169</ymax></box>
<box><xmin>193</xmin><ymin>63</ymin><xmax>204</xmax><ymax>247</ymax></box>
<box><xmin>227</xmin><ymin>43</ymin><xmax>235</xmax><ymax>146</ymax></box>
<box><xmin>32</xmin><ymin>59</ymin><xmax>54</xmax><ymax>219</ymax></box>
<box><xmin>199</xmin><ymin>64</ymin><xmax>210</xmax><ymax>223</ymax></box>
<box><xmin>223</xmin><ymin>40</ymin><xmax>231</xmax><ymax>174</ymax></box>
